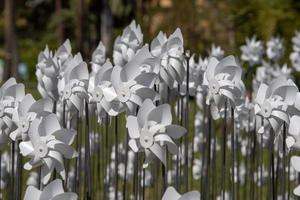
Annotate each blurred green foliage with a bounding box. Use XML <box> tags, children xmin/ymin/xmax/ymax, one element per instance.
<box><xmin>1</xmin><ymin>0</ymin><xmax>300</xmax><ymax>82</ymax></box>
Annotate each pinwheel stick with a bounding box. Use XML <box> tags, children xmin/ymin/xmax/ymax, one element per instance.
<box><xmin>221</xmin><ymin>101</ymin><xmax>227</xmax><ymax>200</ymax></box>
<box><xmin>114</xmin><ymin>115</ymin><xmax>119</xmax><ymax>200</ymax></box>
<box><xmin>122</xmin><ymin>131</ymin><xmax>129</xmax><ymax>199</ymax></box>
<box><xmin>283</xmin><ymin>122</ymin><xmax>286</xmax><ymax>200</ymax></box>
<box><xmin>84</xmin><ymin>101</ymin><xmax>92</xmax><ymax>200</ymax></box>
<box><xmin>184</xmin><ymin>50</ymin><xmax>190</xmax><ymax>192</ymax></box>
<box><xmin>231</xmin><ymin>108</ymin><xmax>235</xmax><ymax>200</ymax></box>
<box><xmin>15</xmin><ymin>140</ymin><xmax>22</xmax><ymax>200</ymax></box>
<box><xmin>11</xmin><ymin>141</ymin><xmax>15</xmax><ymax>199</ymax></box>
<box><xmin>206</xmin><ymin>104</ymin><xmax>212</xmax><ymax>200</ymax></box>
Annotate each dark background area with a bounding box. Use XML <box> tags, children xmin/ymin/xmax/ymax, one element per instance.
<box><xmin>1</xmin><ymin>0</ymin><xmax>300</xmax><ymax>83</ymax></box>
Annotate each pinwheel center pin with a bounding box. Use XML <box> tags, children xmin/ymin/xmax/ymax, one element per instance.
<box><xmin>209</xmin><ymin>80</ymin><xmax>220</xmax><ymax>95</ymax></box>
<box><xmin>118</xmin><ymin>86</ymin><xmax>131</xmax><ymax>103</ymax></box>
<box><xmin>63</xmin><ymin>88</ymin><xmax>72</xmax><ymax>100</ymax></box>
<box><xmin>140</xmin><ymin>130</ymin><xmax>154</xmax><ymax>148</ymax></box>
<box><xmin>261</xmin><ymin>101</ymin><xmax>272</xmax><ymax>118</ymax></box>
<box><xmin>93</xmin><ymin>88</ymin><xmax>103</xmax><ymax>102</ymax></box>
<box><xmin>35</xmin><ymin>142</ymin><xmax>49</xmax><ymax>158</ymax></box>
<box><xmin>19</xmin><ymin>120</ymin><xmax>30</xmax><ymax>133</ymax></box>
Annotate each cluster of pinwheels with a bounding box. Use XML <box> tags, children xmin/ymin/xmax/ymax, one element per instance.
<box><xmin>4</xmin><ymin>20</ymin><xmax>300</xmax><ymax>200</ymax></box>
<box><xmin>0</xmin><ymin>76</ymin><xmax>78</xmax><ymax>199</ymax></box>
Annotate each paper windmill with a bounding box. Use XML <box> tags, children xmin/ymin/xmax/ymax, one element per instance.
<box><xmin>10</xmin><ymin>95</ymin><xmax>53</xmax><ymax>141</ymax></box>
<box><xmin>290</xmin><ymin>51</ymin><xmax>300</xmax><ymax>71</ymax></box>
<box><xmin>24</xmin><ymin>179</ymin><xmax>78</xmax><ymax>200</ymax></box>
<box><xmin>292</xmin><ymin>31</ymin><xmax>300</xmax><ymax>52</ymax></box>
<box><xmin>110</xmin><ymin>46</ymin><xmax>159</xmax><ymax>114</ymax></box>
<box><xmin>240</xmin><ymin>36</ymin><xmax>264</xmax><ymax>66</ymax></box>
<box><xmin>179</xmin><ymin>54</ymin><xmax>204</xmax><ymax>96</ymax></box>
<box><xmin>209</xmin><ymin>44</ymin><xmax>224</xmax><ymax>60</ymax></box>
<box><xmin>150</xmin><ymin>28</ymin><xmax>186</xmax><ymax>89</ymax></box>
<box><xmin>89</xmin><ymin>60</ymin><xmax>124</xmax><ymax>118</ymax></box>
<box><xmin>203</xmin><ymin>56</ymin><xmax>245</xmax><ymax>119</ymax></box>
<box><xmin>162</xmin><ymin>186</ymin><xmax>200</xmax><ymax>200</ymax></box>
<box><xmin>266</xmin><ymin>37</ymin><xmax>284</xmax><ymax>62</ymax></box>
<box><xmin>58</xmin><ymin>53</ymin><xmax>89</xmax><ymax>114</ymax></box>
<box><xmin>0</xmin><ymin>78</ymin><xmax>25</xmax><ymax>146</ymax></box>
<box><xmin>254</xmin><ymin>76</ymin><xmax>298</xmax><ymax>137</ymax></box>
<box><xmin>91</xmin><ymin>41</ymin><xmax>106</xmax><ymax>73</ymax></box>
<box><xmin>126</xmin><ymin>99</ymin><xmax>186</xmax><ymax>168</ymax></box>
<box><xmin>287</xmin><ymin>115</ymin><xmax>300</xmax><ymax>149</ymax></box>
<box><xmin>19</xmin><ymin>113</ymin><xmax>77</xmax><ymax>184</ymax></box>
<box><xmin>290</xmin><ymin>156</ymin><xmax>300</xmax><ymax>196</ymax></box>
<box><xmin>36</xmin><ymin>39</ymin><xmax>72</xmax><ymax>101</ymax></box>
<box><xmin>113</xmin><ymin>20</ymin><xmax>143</xmax><ymax>67</ymax></box>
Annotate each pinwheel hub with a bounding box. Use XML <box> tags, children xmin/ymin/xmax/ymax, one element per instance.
<box><xmin>209</xmin><ymin>80</ymin><xmax>220</xmax><ymax>95</ymax></box>
<box><xmin>140</xmin><ymin>130</ymin><xmax>154</xmax><ymax>148</ymax></box>
<box><xmin>261</xmin><ymin>101</ymin><xmax>272</xmax><ymax>118</ymax></box>
<box><xmin>93</xmin><ymin>88</ymin><xmax>103</xmax><ymax>102</ymax></box>
<box><xmin>35</xmin><ymin>142</ymin><xmax>49</xmax><ymax>158</ymax></box>
<box><xmin>118</xmin><ymin>86</ymin><xmax>131</xmax><ymax>103</ymax></box>
<box><xmin>63</xmin><ymin>88</ymin><xmax>72</xmax><ymax>100</ymax></box>
<box><xmin>19</xmin><ymin>119</ymin><xmax>30</xmax><ymax>133</ymax></box>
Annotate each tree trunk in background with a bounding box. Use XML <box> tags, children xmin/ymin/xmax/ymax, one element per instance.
<box><xmin>101</xmin><ymin>0</ymin><xmax>113</xmax><ymax>54</ymax></box>
<box><xmin>56</xmin><ymin>0</ymin><xmax>64</xmax><ymax>43</ymax></box>
<box><xmin>75</xmin><ymin>0</ymin><xmax>88</xmax><ymax>59</ymax></box>
<box><xmin>4</xmin><ymin>0</ymin><xmax>18</xmax><ymax>80</ymax></box>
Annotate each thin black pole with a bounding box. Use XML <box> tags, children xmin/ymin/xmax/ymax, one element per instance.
<box><xmin>134</xmin><ymin>153</ymin><xmax>139</xmax><ymax>200</ymax></box>
<box><xmin>184</xmin><ymin>50</ymin><xmax>190</xmax><ymax>192</ymax></box>
<box><xmin>11</xmin><ymin>141</ymin><xmax>15</xmax><ymax>200</ymax></box>
<box><xmin>201</xmin><ymin>101</ymin><xmax>207</xmax><ymax>200</ymax></box>
<box><xmin>283</xmin><ymin>122</ymin><xmax>286</xmax><ymax>200</ymax></box>
<box><xmin>122</xmin><ymin>132</ymin><xmax>129</xmax><ymax>199</ymax></box>
<box><xmin>206</xmin><ymin>104</ymin><xmax>212</xmax><ymax>200</ymax></box>
<box><xmin>114</xmin><ymin>116</ymin><xmax>119</xmax><ymax>200</ymax></box>
<box><xmin>231</xmin><ymin>108</ymin><xmax>235</xmax><ymax>200</ymax></box>
<box><xmin>85</xmin><ymin>101</ymin><xmax>92</xmax><ymax>200</ymax></box>
<box><xmin>221</xmin><ymin>101</ymin><xmax>227</xmax><ymax>200</ymax></box>
<box><xmin>15</xmin><ymin>140</ymin><xmax>22</xmax><ymax>200</ymax></box>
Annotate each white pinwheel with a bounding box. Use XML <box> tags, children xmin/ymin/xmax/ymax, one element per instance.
<box><xmin>110</xmin><ymin>45</ymin><xmax>159</xmax><ymax>114</ymax></box>
<box><xmin>240</xmin><ymin>36</ymin><xmax>264</xmax><ymax>66</ymax></box>
<box><xmin>179</xmin><ymin>54</ymin><xmax>203</xmax><ymax>96</ymax></box>
<box><xmin>290</xmin><ymin>156</ymin><xmax>300</xmax><ymax>196</ymax></box>
<box><xmin>266</xmin><ymin>37</ymin><xmax>284</xmax><ymax>62</ymax></box>
<box><xmin>113</xmin><ymin>20</ymin><xmax>143</xmax><ymax>67</ymax></box>
<box><xmin>19</xmin><ymin>113</ymin><xmax>77</xmax><ymax>184</ymax></box>
<box><xmin>36</xmin><ymin>39</ymin><xmax>72</xmax><ymax>101</ymax></box>
<box><xmin>292</xmin><ymin>31</ymin><xmax>300</xmax><ymax>52</ymax></box>
<box><xmin>254</xmin><ymin>76</ymin><xmax>298</xmax><ymax>137</ymax></box>
<box><xmin>0</xmin><ymin>78</ymin><xmax>25</xmax><ymax>146</ymax></box>
<box><xmin>24</xmin><ymin>179</ymin><xmax>78</xmax><ymax>200</ymax></box>
<box><xmin>91</xmin><ymin>41</ymin><xmax>106</xmax><ymax>73</ymax></box>
<box><xmin>203</xmin><ymin>56</ymin><xmax>245</xmax><ymax>119</ymax></box>
<box><xmin>151</xmin><ymin>28</ymin><xmax>186</xmax><ymax>89</ymax></box>
<box><xmin>234</xmin><ymin>97</ymin><xmax>255</xmax><ymax>132</ymax></box>
<box><xmin>58</xmin><ymin>53</ymin><xmax>89</xmax><ymax>114</ymax></box>
<box><xmin>126</xmin><ymin>99</ymin><xmax>186</xmax><ymax>168</ymax></box>
<box><xmin>10</xmin><ymin>95</ymin><xmax>53</xmax><ymax>141</ymax></box>
<box><xmin>162</xmin><ymin>186</ymin><xmax>200</xmax><ymax>200</ymax></box>
<box><xmin>287</xmin><ymin>115</ymin><xmax>300</xmax><ymax>149</ymax></box>
<box><xmin>290</xmin><ymin>51</ymin><xmax>300</xmax><ymax>71</ymax></box>
<box><xmin>209</xmin><ymin>44</ymin><xmax>224</xmax><ymax>60</ymax></box>
<box><xmin>89</xmin><ymin>60</ymin><xmax>123</xmax><ymax>118</ymax></box>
